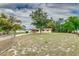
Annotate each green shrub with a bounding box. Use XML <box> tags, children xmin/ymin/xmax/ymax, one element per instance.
<box><xmin>26</xmin><ymin>31</ymin><xmax>29</xmax><ymax>33</ymax></box>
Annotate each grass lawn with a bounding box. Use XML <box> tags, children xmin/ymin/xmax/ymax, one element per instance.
<box><xmin>1</xmin><ymin>33</ymin><xmax>79</xmax><ymax>56</ymax></box>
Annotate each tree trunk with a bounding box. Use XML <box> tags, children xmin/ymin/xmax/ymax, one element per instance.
<box><xmin>39</xmin><ymin>28</ymin><xmax>42</xmax><ymax>33</ymax></box>
<box><xmin>14</xmin><ymin>31</ymin><xmax>16</xmax><ymax>38</ymax></box>
<box><xmin>6</xmin><ymin>31</ymin><xmax>9</xmax><ymax>35</ymax></box>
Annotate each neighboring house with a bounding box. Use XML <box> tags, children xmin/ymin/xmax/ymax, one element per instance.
<box><xmin>16</xmin><ymin>30</ymin><xmax>26</xmax><ymax>33</ymax></box>
<box><xmin>41</xmin><ymin>28</ymin><xmax>52</xmax><ymax>33</ymax></box>
<box><xmin>30</xmin><ymin>28</ymin><xmax>52</xmax><ymax>33</ymax></box>
<box><xmin>30</xmin><ymin>29</ymin><xmax>40</xmax><ymax>33</ymax></box>
<box><xmin>72</xmin><ymin>30</ymin><xmax>79</xmax><ymax>33</ymax></box>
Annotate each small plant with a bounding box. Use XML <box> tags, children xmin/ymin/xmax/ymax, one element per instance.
<box><xmin>44</xmin><ymin>40</ymin><xmax>48</xmax><ymax>44</ymax></box>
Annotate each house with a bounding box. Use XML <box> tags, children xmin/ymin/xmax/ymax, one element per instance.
<box><xmin>16</xmin><ymin>30</ymin><xmax>26</xmax><ymax>34</ymax></box>
<box><xmin>41</xmin><ymin>28</ymin><xmax>52</xmax><ymax>33</ymax></box>
<box><xmin>30</xmin><ymin>28</ymin><xmax>52</xmax><ymax>33</ymax></box>
<box><xmin>72</xmin><ymin>30</ymin><xmax>79</xmax><ymax>34</ymax></box>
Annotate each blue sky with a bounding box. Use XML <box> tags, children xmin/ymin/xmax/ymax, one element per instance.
<box><xmin>0</xmin><ymin>3</ymin><xmax>79</xmax><ymax>29</ymax></box>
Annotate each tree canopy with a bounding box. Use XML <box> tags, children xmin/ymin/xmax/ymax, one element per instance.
<box><xmin>0</xmin><ymin>13</ymin><xmax>22</xmax><ymax>36</ymax></box>
<box><xmin>30</xmin><ymin>8</ymin><xmax>51</xmax><ymax>33</ymax></box>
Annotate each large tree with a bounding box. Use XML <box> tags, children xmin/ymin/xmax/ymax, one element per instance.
<box><xmin>55</xmin><ymin>18</ymin><xmax>64</xmax><ymax>32</ymax></box>
<box><xmin>0</xmin><ymin>13</ymin><xmax>22</xmax><ymax>36</ymax></box>
<box><xmin>12</xmin><ymin>24</ymin><xmax>22</xmax><ymax>37</ymax></box>
<box><xmin>67</xmin><ymin>16</ymin><xmax>79</xmax><ymax>31</ymax></box>
<box><xmin>46</xmin><ymin>18</ymin><xmax>56</xmax><ymax>31</ymax></box>
<box><xmin>62</xmin><ymin>21</ymin><xmax>75</xmax><ymax>33</ymax></box>
<box><xmin>8</xmin><ymin>16</ymin><xmax>22</xmax><ymax>37</ymax></box>
<box><xmin>57</xmin><ymin>16</ymin><xmax>79</xmax><ymax>33</ymax></box>
<box><xmin>0</xmin><ymin>13</ymin><xmax>12</xmax><ymax>34</ymax></box>
<box><xmin>30</xmin><ymin>8</ymin><xmax>48</xmax><ymax>33</ymax></box>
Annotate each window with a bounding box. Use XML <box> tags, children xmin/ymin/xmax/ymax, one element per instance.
<box><xmin>36</xmin><ymin>30</ymin><xmax>39</xmax><ymax>31</ymax></box>
<box><xmin>42</xmin><ymin>30</ymin><xmax>44</xmax><ymax>31</ymax></box>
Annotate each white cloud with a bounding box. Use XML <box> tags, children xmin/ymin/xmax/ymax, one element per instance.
<box><xmin>0</xmin><ymin>3</ymin><xmax>79</xmax><ymax>29</ymax></box>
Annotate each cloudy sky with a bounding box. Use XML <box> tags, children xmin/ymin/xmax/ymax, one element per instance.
<box><xmin>0</xmin><ymin>3</ymin><xmax>79</xmax><ymax>29</ymax></box>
